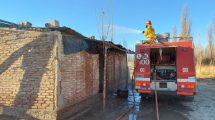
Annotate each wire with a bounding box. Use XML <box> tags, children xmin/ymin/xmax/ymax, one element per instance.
<box><xmin>154</xmin><ymin>70</ymin><xmax>160</xmax><ymax>120</ymax></box>
<box><xmin>116</xmin><ymin>43</ymin><xmax>161</xmax><ymax>120</ymax></box>
<box><xmin>115</xmin><ymin>54</ymin><xmax>145</xmax><ymax>120</ymax></box>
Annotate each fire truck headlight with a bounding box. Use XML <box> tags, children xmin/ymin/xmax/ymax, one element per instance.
<box><xmin>181</xmin><ymin>85</ymin><xmax>185</xmax><ymax>88</ymax></box>
<box><xmin>190</xmin><ymin>85</ymin><xmax>195</xmax><ymax>89</ymax></box>
<box><xmin>187</xmin><ymin>85</ymin><xmax>195</xmax><ymax>89</ymax></box>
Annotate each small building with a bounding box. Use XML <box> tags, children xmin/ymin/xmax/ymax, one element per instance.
<box><xmin>0</xmin><ymin>25</ymin><xmax>128</xmax><ymax>120</ymax></box>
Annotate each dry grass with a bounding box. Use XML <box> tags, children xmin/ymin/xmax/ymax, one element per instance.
<box><xmin>128</xmin><ymin>61</ymin><xmax>134</xmax><ymax>67</ymax></box>
<box><xmin>128</xmin><ymin>61</ymin><xmax>134</xmax><ymax>80</ymax></box>
<box><xmin>196</xmin><ymin>65</ymin><xmax>215</xmax><ymax>79</ymax></box>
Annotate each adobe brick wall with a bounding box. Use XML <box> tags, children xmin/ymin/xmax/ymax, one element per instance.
<box><xmin>106</xmin><ymin>51</ymin><xmax>128</xmax><ymax>92</ymax></box>
<box><xmin>57</xmin><ymin>34</ymin><xmax>99</xmax><ymax>109</ymax></box>
<box><xmin>0</xmin><ymin>28</ymin><xmax>59</xmax><ymax>120</ymax></box>
<box><xmin>0</xmin><ymin>27</ymin><xmax>128</xmax><ymax>120</ymax></box>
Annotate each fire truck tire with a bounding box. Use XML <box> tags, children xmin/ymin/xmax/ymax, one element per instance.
<box><xmin>187</xmin><ymin>96</ymin><xmax>194</xmax><ymax>101</ymax></box>
<box><xmin>180</xmin><ymin>95</ymin><xmax>194</xmax><ymax>101</ymax></box>
<box><xmin>140</xmin><ymin>93</ymin><xmax>151</xmax><ymax>100</ymax></box>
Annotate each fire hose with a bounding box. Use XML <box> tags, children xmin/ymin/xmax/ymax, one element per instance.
<box><xmin>115</xmin><ymin>67</ymin><xmax>136</xmax><ymax>120</ymax></box>
<box><xmin>154</xmin><ymin>70</ymin><xmax>160</xmax><ymax>120</ymax></box>
<box><xmin>116</xmin><ymin>52</ymin><xmax>160</xmax><ymax>120</ymax></box>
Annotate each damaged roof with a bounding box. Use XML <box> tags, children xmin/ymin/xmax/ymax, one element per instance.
<box><xmin>58</xmin><ymin>27</ymin><xmax>128</xmax><ymax>54</ymax></box>
<box><xmin>53</xmin><ymin>27</ymin><xmax>128</xmax><ymax>53</ymax></box>
<box><xmin>0</xmin><ymin>19</ymin><xmax>129</xmax><ymax>53</ymax></box>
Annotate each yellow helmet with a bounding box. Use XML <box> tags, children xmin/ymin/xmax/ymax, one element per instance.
<box><xmin>146</xmin><ymin>20</ymin><xmax>152</xmax><ymax>25</ymax></box>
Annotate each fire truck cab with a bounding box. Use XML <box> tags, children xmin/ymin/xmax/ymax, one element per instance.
<box><xmin>135</xmin><ymin>41</ymin><xmax>197</xmax><ymax>96</ymax></box>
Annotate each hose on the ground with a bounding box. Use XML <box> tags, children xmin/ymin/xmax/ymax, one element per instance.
<box><xmin>116</xmin><ymin>45</ymin><xmax>160</xmax><ymax>120</ymax></box>
<box><xmin>154</xmin><ymin>70</ymin><xmax>160</xmax><ymax>120</ymax></box>
<box><xmin>115</xmin><ymin>55</ymin><xmax>143</xmax><ymax>120</ymax></box>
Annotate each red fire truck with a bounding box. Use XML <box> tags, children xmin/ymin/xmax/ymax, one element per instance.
<box><xmin>134</xmin><ymin>41</ymin><xmax>197</xmax><ymax>97</ymax></box>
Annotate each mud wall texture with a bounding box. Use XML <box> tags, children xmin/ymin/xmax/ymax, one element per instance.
<box><xmin>0</xmin><ymin>28</ymin><xmax>58</xmax><ymax>120</ymax></box>
<box><xmin>57</xmin><ymin>34</ymin><xmax>99</xmax><ymax>109</ymax></box>
<box><xmin>0</xmin><ymin>27</ymin><xmax>128</xmax><ymax>120</ymax></box>
<box><xmin>106</xmin><ymin>51</ymin><xmax>128</xmax><ymax>92</ymax></box>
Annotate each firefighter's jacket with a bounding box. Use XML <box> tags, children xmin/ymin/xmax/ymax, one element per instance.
<box><xmin>144</xmin><ymin>25</ymin><xmax>156</xmax><ymax>41</ymax></box>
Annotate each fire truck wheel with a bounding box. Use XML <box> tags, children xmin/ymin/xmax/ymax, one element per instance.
<box><xmin>187</xmin><ymin>96</ymin><xmax>194</xmax><ymax>101</ymax></box>
<box><xmin>141</xmin><ymin>93</ymin><xmax>151</xmax><ymax>100</ymax></box>
<box><xmin>180</xmin><ymin>95</ymin><xmax>194</xmax><ymax>101</ymax></box>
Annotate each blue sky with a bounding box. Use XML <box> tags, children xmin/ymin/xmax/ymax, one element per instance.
<box><xmin>0</xmin><ymin>0</ymin><xmax>215</xmax><ymax>50</ymax></box>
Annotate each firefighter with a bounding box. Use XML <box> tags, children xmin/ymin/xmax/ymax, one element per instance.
<box><xmin>142</xmin><ymin>20</ymin><xmax>156</xmax><ymax>44</ymax></box>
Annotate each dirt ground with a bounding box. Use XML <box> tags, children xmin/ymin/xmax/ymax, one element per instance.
<box><xmin>1</xmin><ymin>79</ymin><xmax>215</xmax><ymax>120</ymax></box>
<box><xmin>71</xmin><ymin>79</ymin><xmax>215</xmax><ymax>120</ymax></box>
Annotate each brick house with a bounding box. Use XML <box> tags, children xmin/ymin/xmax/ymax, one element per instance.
<box><xmin>0</xmin><ymin>26</ymin><xmax>128</xmax><ymax>120</ymax></box>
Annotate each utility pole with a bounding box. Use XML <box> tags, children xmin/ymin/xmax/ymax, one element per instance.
<box><xmin>97</xmin><ymin>0</ymin><xmax>112</xmax><ymax>109</ymax></box>
<box><xmin>111</xmin><ymin>21</ymin><xmax>113</xmax><ymax>42</ymax></box>
<box><xmin>102</xmin><ymin>9</ymin><xmax>107</xmax><ymax>109</ymax></box>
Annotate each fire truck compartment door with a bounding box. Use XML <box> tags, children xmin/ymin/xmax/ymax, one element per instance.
<box><xmin>176</xmin><ymin>46</ymin><xmax>195</xmax><ymax>78</ymax></box>
<box><xmin>135</xmin><ymin>46</ymin><xmax>151</xmax><ymax>78</ymax></box>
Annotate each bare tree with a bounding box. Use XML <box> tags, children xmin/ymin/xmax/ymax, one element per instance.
<box><xmin>195</xmin><ymin>43</ymin><xmax>204</xmax><ymax>72</ymax></box>
<box><xmin>94</xmin><ymin>0</ymin><xmax>114</xmax><ymax>109</ymax></box>
<box><xmin>213</xmin><ymin>17</ymin><xmax>215</xmax><ymax>63</ymax></box>
<box><xmin>207</xmin><ymin>25</ymin><xmax>214</xmax><ymax>64</ymax></box>
<box><xmin>180</xmin><ymin>6</ymin><xmax>192</xmax><ymax>41</ymax></box>
<box><xmin>94</xmin><ymin>0</ymin><xmax>113</xmax><ymax>41</ymax></box>
<box><xmin>122</xmin><ymin>38</ymin><xmax>127</xmax><ymax>48</ymax></box>
<box><xmin>172</xmin><ymin>26</ymin><xmax>177</xmax><ymax>42</ymax></box>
